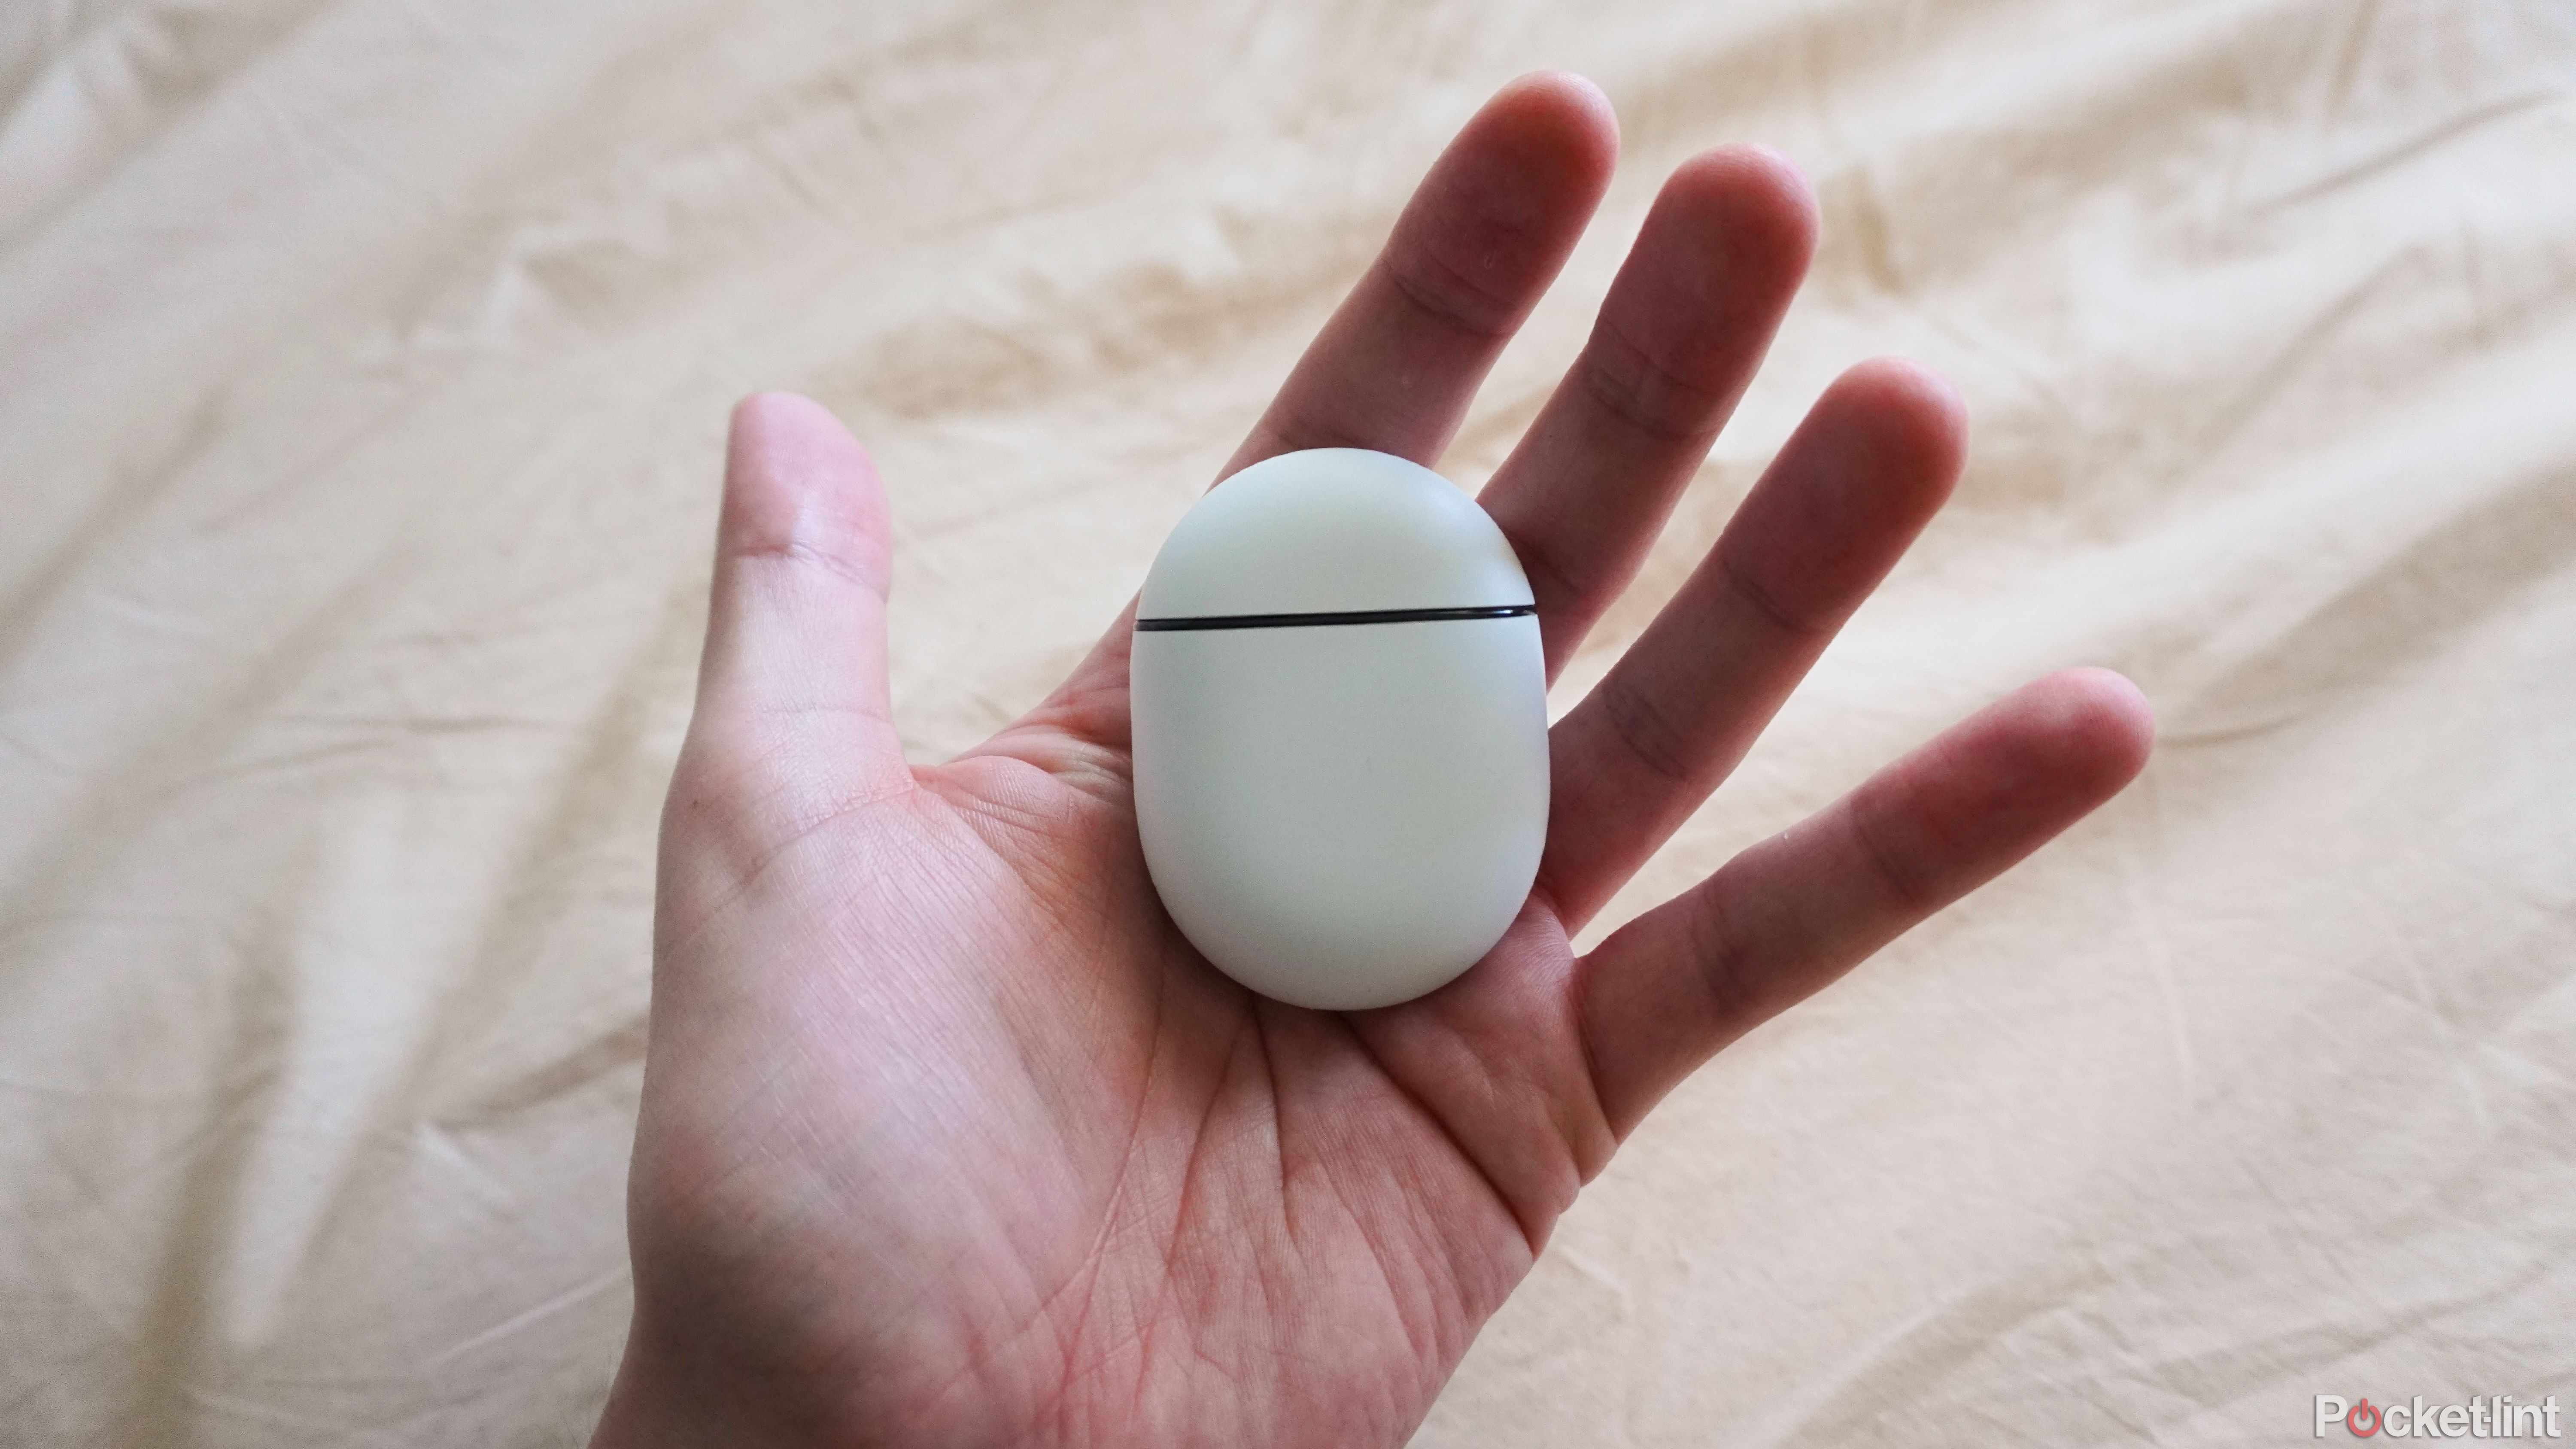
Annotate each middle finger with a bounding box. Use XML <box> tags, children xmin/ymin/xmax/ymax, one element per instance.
<box><xmin>1477</xmin><ymin>145</ymin><xmax>1818</xmax><ymax>680</ymax></box>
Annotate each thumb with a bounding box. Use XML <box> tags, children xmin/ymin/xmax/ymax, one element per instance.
<box><xmin>688</xmin><ymin>392</ymin><xmax>909</xmax><ymax>800</ymax></box>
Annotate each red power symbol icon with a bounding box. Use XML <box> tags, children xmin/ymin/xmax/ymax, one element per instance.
<box><xmin>2349</xmin><ymin>1399</ymin><xmax>2382</xmax><ymax>1437</ymax></box>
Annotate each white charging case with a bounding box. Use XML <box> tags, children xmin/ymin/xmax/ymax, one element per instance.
<box><xmin>1128</xmin><ymin>447</ymin><xmax>1549</xmax><ymax>1011</ymax></box>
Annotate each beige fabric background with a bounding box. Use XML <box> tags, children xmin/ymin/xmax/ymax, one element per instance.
<box><xmin>3</xmin><ymin>0</ymin><xmax>2571</xmax><ymax>1443</ymax></box>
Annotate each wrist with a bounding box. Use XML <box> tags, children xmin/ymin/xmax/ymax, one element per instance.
<box><xmin>589</xmin><ymin>1317</ymin><xmax>814</xmax><ymax>1449</ymax></box>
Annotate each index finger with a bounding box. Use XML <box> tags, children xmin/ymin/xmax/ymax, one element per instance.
<box><xmin>1018</xmin><ymin>73</ymin><xmax>1619</xmax><ymax>754</ymax></box>
<box><xmin>1221</xmin><ymin>70</ymin><xmax>1619</xmax><ymax>476</ymax></box>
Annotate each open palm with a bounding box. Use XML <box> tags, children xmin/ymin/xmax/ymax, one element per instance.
<box><xmin>590</xmin><ymin>73</ymin><xmax>2153</xmax><ymax>1449</ymax></box>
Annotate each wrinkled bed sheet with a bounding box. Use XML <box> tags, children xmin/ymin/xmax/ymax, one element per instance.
<box><xmin>3</xmin><ymin>0</ymin><xmax>2572</xmax><ymax>1443</ymax></box>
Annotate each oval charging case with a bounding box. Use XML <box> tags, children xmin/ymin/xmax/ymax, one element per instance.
<box><xmin>1129</xmin><ymin>447</ymin><xmax>1549</xmax><ymax>1010</ymax></box>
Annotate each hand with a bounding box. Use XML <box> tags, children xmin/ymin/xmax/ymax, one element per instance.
<box><xmin>589</xmin><ymin>72</ymin><xmax>2153</xmax><ymax>1449</ymax></box>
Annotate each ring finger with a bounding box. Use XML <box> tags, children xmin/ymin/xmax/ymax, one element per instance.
<box><xmin>1538</xmin><ymin>358</ymin><xmax>1968</xmax><ymax>930</ymax></box>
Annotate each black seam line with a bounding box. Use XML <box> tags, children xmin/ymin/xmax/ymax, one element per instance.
<box><xmin>1134</xmin><ymin>605</ymin><xmax>1537</xmax><ymax>632</ymax></box>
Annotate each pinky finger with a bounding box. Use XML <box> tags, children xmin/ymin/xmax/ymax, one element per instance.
<box><xmin>1576</xmin><ymin>668</ymin><xmax>2156</xmax><ymax>1135</ymax></box>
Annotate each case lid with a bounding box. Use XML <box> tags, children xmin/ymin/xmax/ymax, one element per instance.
<box><xmin>1137</xmin><ymin>448</ymin><xmax>1536</xmax><ymax>620</ymax></box>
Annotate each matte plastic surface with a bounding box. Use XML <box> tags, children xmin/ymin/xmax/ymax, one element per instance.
<box><xmin>1138</xmin><ymin>447</ymin><xmax>1536</xmax><ymax>618</ymax></box>
<box><xmin>1130</xmin><ymin>449</ymin><xmax>1549</xmax><ymax>1010</ymax></box>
